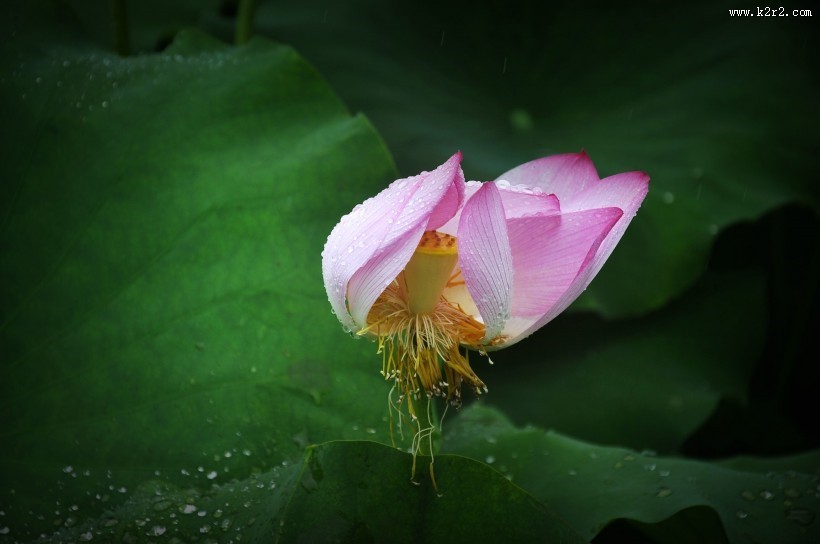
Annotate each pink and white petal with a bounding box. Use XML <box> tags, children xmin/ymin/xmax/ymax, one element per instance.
<box><xmin>426</xmin><ymin>162</ymin><xmax>465</xmax><ymax>230</ymax></box>
<box><xmin>498</xmin><ymin>151</ymin><xmax>599</xmax><ymax>202</ymax></box>
<box><xmin>322</xmin><ymin>152</ymin><xmax>464</xmax><ymax>331</ymax></box>
<box><xmin>495</xmin><ymin>183</ymin><xmax>560</xmax><ymax>218</ymax></box>
<box><xmin>438</xmin><ymin>181</ymin><xmax>559</xmax><ymax>235</ymax></box>
<box><xmin>562</xmin><ymin>170</ymin><xmax>649</xmax><ymax>280</ymax></box>
<box><xmin>380</xmin><ymin>152</ymin><xmax>465</xmax><ymax>249</ymax></box>
<box><xmin>346</xmin><ymin>222</ymin><xmax>428</xmax><ymax>329</ymax></box>
<box><xmin>322</xmin><ymin>186</ymin><xmax>413</xmax><ymax>331</ymax></box>
<box><xmin>457</xmin><ymin>182</ymin><xmax>514</xmax><ymax>343</ymax></box>
<box><xmin>437</xmin><ymin>181</ymin><xmax>481</xmax><ymax>236</ymax></box>
<box><xmin>499</xmin><ymin>207</ymin><xmax>623</xmax><ymax>348</ymax></box>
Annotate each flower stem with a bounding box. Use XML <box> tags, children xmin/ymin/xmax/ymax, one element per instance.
<box><xmin>111</xmin><ymin>0</ymin><xmax>130</xmax><ymax>56</ymax></box>
<box><xmin>235</xmin><ymin>0</ymin><xmax>258</xmax><ymax>45</ymax></box>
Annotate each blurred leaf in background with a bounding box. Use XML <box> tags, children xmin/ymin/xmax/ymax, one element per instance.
<box><xmin>62</xmin><ymin>0</ymin><xmax>820</xmax><ymax>315</ymax></box>
<box><xmin>1</xmin><ymin>0</ymin><xmax>819</xmax><ymax>543</ymax></box>
<box><xmin>0</xmin><ymin>1</ymin><xmax>399</xmax><ymax>538</ymax></box>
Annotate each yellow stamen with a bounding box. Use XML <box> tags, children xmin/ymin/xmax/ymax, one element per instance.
<box><xmin>362</xmin><ymin>230</ymin><xmax>487</xmax><ymax>408</ymax></box>
<box><xmin>361</xmin><ymin>230</ymin><xmax>493</xmax><ymax>490</ymax></box>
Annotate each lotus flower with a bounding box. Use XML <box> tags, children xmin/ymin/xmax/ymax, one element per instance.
<box><xmin>322</xmin><ymin>151</ymin><xmax>648</xmax><ymax>410</ymax></box>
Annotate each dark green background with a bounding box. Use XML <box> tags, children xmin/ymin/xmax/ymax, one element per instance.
<box><xmin>1</xmin><ymin>1</ymin><xmax>818</xmax><ymax>542</ymax></box>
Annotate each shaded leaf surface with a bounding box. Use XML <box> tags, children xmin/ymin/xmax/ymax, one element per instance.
<box><xmin>476</xmin><ymin>270</ymin><xmax>766</xmax><ymax>452</ymax></box>
<box><xmin>38</xmin><ymin>441</ymin><xmax>588</xmax><ymax>544</ymax></box>
<box><xmin>0</xmin><ymin>3</ymin><xmax>397</xmax><ymax>539</ymax></box>
<box><xmin>443</xmin><ymin>405</ymin><xmax>820</xmax><ymax>544</ymax></box>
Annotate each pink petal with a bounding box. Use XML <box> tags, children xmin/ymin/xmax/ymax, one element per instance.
<box><xmin>562</xmin><ymin>171</ymin><xmax>650</xmax><ymax>281</ymax></box>
<box><xmin>500</xmin><ymin>207</ymin><xmax>623</xmax><ymax>347</ymax></box>
<box><xmin>426</xmin><ymin>169</ymin><xmax>465</xmax><ymax>230</ymax></box>
<box><xmin>495</xmin><ymin>182</ymin><xmax>560</xmax><ymax>218</ymax></box>
<box><xmin>322</xmin><ymin>152</ymin><xmax>464</xmax><ymax>330</ymax></box>
<box><xmin>497</xmin><ymin>151</ymin><xmax>599</xmax><ymax>202</ymax></box>
<box><xmin>438</xmin><ymin>181</ymin><xmax>559</xmax><ymax>235</ymax></box>
<box><xmin>347</xmin><ymin>223</ymin><xmax>428</xmax><ymax>328</ymax></box>
<box><xmin>457</xmin><ymin>182</ymin><xmax>514</xmax><ymax>343</ymax></box>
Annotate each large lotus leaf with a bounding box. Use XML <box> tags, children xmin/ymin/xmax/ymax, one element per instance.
<box><xmin>473</xmin><ymin>270</ymin><xmax>765</xmax><ymax>453</ymax></box>
<box><xmin>443</xmin><ymin>405</ymin><xmax>820</xmax><ymax>544</ymax></box>
<box><xmin>0</xmin><ymin>3</ymin><xmax>399</xmax><ymax>540</ymax></box>
<box><xmin>34</xmin><ymin>441</ymin><xmax>588</xmax><ymax>544</ymax></box>
<box><xmin>64</xmin><ymin>0</ymin><xmax>820</xmax><ymax>317</ymax></box>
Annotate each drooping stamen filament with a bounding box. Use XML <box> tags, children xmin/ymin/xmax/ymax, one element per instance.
<box><xmin>363</xmin><ymin>231</ymin><xmax>487</xmax><ymax>409</ymax></box>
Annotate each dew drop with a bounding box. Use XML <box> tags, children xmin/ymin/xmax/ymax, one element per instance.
<box><xmin>740</xmin><ymin>490</ymin><xmax>756</xmax><ymax>501</ymax></box>
<box><xmin>485</xmin><ymin>456</ymin><xmax>495</xmax><ymax>464</ymax></box>
<box><xmin>736</xmin><ymin>510</ymin><xmax>749</xmax><ymax>520</ymax></box>
<box><xmin>206</xmin><ymin>470</ymin><xmax>218</xmax><ymax>480</ymax></box>
<box><xmin>759</xmin><ymin>489</ymin><xmax>775</xmax><ymax>500</ymax></box>
<box><xmin>656</xmin><ymin>487</ymin><xmax>672</xmax><ymax>498</ymax></box>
